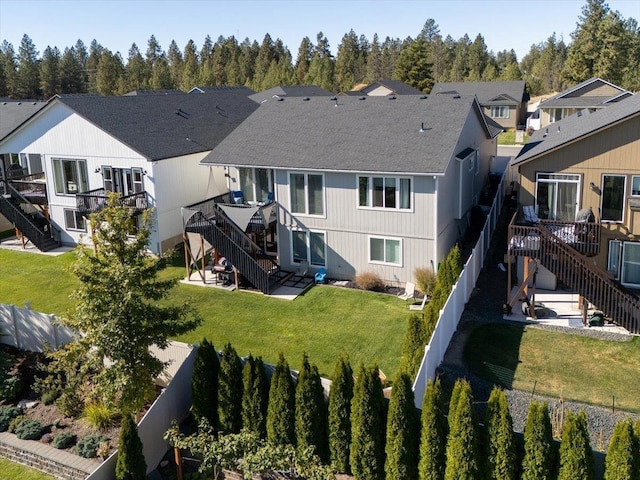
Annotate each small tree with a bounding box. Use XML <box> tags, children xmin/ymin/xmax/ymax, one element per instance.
<box><xmin>191</xmin><ymin>338</ymin><xmax>219</xmax><ymax>430</ymax></box>
<box><xmin>218</xmin><ymin>343</ymin><xmax>243</xmax><ymax>434</ymax></box>
<box><xmin>419</xmin><ymin>378</ymin><xmax>447</xmax><ymax>480</ymax></box>
<box><xmin>115</xmin><ymin>414</ymin><xmax>146</xmax><ymax>480</ymax></box>
<box><xmin>328</xmin><ymin>354</ymin><xmax>354</xmax><ymax>474</ymax></box>
<box><xmin>384</xmin><ymin>372</ymin><xmax>418</xmax><ymax>480</ymax></box>
<box><xmin>267</xmin><ymin>353</ymin><xmax>295</xmax><ymax>446</ymax></box>
<box><xmin>295</xmin><ymin>353</ymin><xmax>328</xmax><ymax>461</ymax></box>
<box><xmin>521</xmin><ymin>401</ymin><xmax>554</xmax><ymax>480</ymax></box>
<box><xmin>444</xmin><ymin>379</ymin><xmax>480</xmax><ymax>480</ymax></box>
<box><xmin>242</xmin><ymin>355</ymin><xmax>270</xmax><ymax>438</ymax></box>
<box><xmin>483</xmin><ymin>387</ymin><xmax>516</xmax><ymax>480</ymax></box>
<box><xmin>634</xmin><ymin>419</ymin><xmax>640</xmax><ymax>479</ymax></box>
<box><xmin>604</xmin><ymin>419</ymin><xmax>636</xmax><ymax>480</ymax></box>
<box><xmin>350</xmin><ymin>364</ymin><xmax>386</xmax><ymax>480</ymax></box>
<box><xmin>401</xmin><ymin>314</ymin><xmax>428</xmax><ymax>379</ymax></box>
<box><xmin>558</xmin><ymin>410</ymin><xmax>594</xmax><ymax>480</ymax></box>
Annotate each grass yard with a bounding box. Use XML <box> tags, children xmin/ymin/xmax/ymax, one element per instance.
<box><xmin>497</xmin><ymin>130</ymin><xmax>530</xmax><ymax>145</ymax></box>
<box><xmin>464</xmin><ymin>323</ymin><xmax>640</xmax><ymax>413</ymax></box>
<box><xmin>0</xmin><ymin>458</ymin><xmax>55</xmax><ymax>480</ymax></box>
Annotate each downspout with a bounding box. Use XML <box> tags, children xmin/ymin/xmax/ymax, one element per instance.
<box><xmin>433</xmin><ymin>175</ymin><xmax>438</xmax><ymax>273</ymax></box>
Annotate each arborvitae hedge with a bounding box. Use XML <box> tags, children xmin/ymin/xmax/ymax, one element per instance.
<box><xmin>419</xmin><ymin>378</ymin><xmax>447</xmax><ymax>480</ymax></box>
<box><xmin>295</xmin><ymin>353</ymin><xmax>328</xmax><ymax>462</ymax></box>
<box><xmin>444</xmin><ymin>379</ymin><xmax>480</xmax><ymax>480</ymax></box>
<box><xmin>558</xmin><ymin>410</ymin><xmax>594</xmax><ymax>480</ymax></box>
<box><xmin>401</xmin><ymin>314</ymin><xmax>429</xmax><ymax>379</ymax></box>
<box><xmin>521</xmin><ymin>401</ymin><xmax>554</xmax><ymax>480</ymax></box>
<box><xmin>115</xmin><ymin>414</ymin><xmax>146</xmax><ymax>480</ymax></box>
<box><xmin>350</xmin><ymin>364</ymin><xmax>387</xmax><ymax>480</ymax></box>
<box><xmin>634</xmin><ymin>420</ymin><xmax>640</xmax><ymax>480</ymax></box>
<box><xmin>604</xmin><ymin>419</ymin><xmax>636</xmax><ymax>480</ymax></box>
<box><xmin>218</xmin><ymin>342</ymin><xmax>243</xmax><ymax>434</ymax></box>
<box><xmin>267</xmin><ymin>352</ymin><xmax>296</xmax><ymax>446</ymax></box>
<box><xmin>384</xmin><ymin>372</ymin><xmax>418</xmax><ymax>480</ymax></box>
<box><xmin>328</xmin><ymin>354</ymin><xmax>354</xmax><ymax>474</ymax></box>
<box><xmin>483</xmin><ymin>387</ymin><xmax>516</xmax><ymax>480</ymax></box>
<box><xmin>447</xmin><ymin>378</ymin><xmax>463</xmax><ymax>432</ymax></box>
<box><xmin>191</xmin><ymin>338</ymin><xmax>219</xmax><ymax>429</ymax></box>
<box><xmin>242</xmin><ymin>355</ymin><xmax>269</xmax><ymax>438</ymax></box>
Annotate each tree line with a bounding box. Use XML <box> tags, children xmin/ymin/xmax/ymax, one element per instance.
<box><xmin>1</xmin><ymin>0</ymin><xmax>638</xmax><ymax>100</ymax></box>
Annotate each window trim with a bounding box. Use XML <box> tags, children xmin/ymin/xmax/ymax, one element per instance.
<box><xmin>368</xmin><ymin>235</ymin><xmax>403</xmax><ymax>267</ymax></box>
<box><xmin>621</xmin><ymin>241</ymin><xmax>640</xmax><ymax>288</ymax></box>
<box><xmin>600</xmin><ymin>174</ymin><xmax>626</xmax><ymax>223</ymax></box>
<box><xmin>608</xmin><ymin>239</ymin><xmax>622</xmax><ymax>280</ymax></box>
<box><xmin>490</xmin><ymin>105</ymin><xmax>509</xmax><ymax>119</ymax></box>
<box><xmin>288</xmin><ymin>171</ymin><xmax>325</xmax><ymax>217</ymax></box>
<box><xmin>534</xmin><ymin>172</ymin><xmax>581</xmax><ymax>221</ymax></box>
<box><xmin>290</xmin><ymin>229</ymin><xmax>327</xmax><ymax>267</ymax></box>
<box><xmin>52</xmin><ymin>157</ymin><xmax>88</xmax><ymax>195</ymax></box>
<box><xmin>631</xmin><ymin>175</ymin><xmax>640</xmax><ymax>197</ymax></box>
<box><xmin>63</xmin><ymin>208</ymin><xmax>87</xmax><ymax>232</ymax></box>
<box><xmin>357</xmin><ymin>175</ymin><xmax>413</xmax><ymax>211</ymax></box>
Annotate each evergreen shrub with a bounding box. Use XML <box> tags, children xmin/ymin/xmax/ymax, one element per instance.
<box><xmin>0</xmin><ymin>405</ymin><xmax>20</xmax><ymax>432</ymax></box>
<box><xmin>14</xmin><ymin>418</ymin><xmax>43</xmax><ymax>440</ymax></box>
<box><xmin>52</xmin><ymin>431</ymin><xmax>76</xmax><ymax>449</ymax></box>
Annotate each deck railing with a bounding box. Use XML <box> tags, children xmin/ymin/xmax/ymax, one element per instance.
<box><xmin>76</xmin><ymin>188</ymin><xmax>148</xmax><ymax>215</ymax></box>
<box><xmin>7</xmin><ymin>172</ymin><xmax>48</xmax><ymax>205</ymax></box>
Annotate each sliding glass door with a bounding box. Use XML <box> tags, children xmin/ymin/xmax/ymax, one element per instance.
<box><xmin>535</xmin><ymin>173</ymin><xmax>580</xmax><ymax>221</ymax></box>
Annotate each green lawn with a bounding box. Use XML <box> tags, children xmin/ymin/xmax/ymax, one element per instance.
<box><xmin>0</xmin><ymin>458</ymin><xmax>55</xmax><ymax>480</ymax></box>
<box><xmin>497</xmin><ymin>130</ymin><xmax>530</xmax><ymax>145</ymax></box>
<box><xmin>464</xmin><ymin>323</ymin><xmax>640</xmax><ymax>413</ymax></box>
<box><xmin>0</xmin><ymin>248</ymin><xmax>408</xmax><ymax>377</ymax></box>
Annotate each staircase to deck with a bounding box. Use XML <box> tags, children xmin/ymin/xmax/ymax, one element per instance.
<box><xmin>508</xmin><ymin>213</ymin><xmax>640</xmax><ymax>335</ymax></box>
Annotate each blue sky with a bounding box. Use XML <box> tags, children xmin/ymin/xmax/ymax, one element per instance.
<box><xmin>1</xmin><ymin>0</ymin><xmax>638</xmax><ymax>62</ymax></box>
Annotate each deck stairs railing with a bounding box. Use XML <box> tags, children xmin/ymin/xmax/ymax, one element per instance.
<box><xmin>76</xmin><ymin>188</ymin><xmax>148</xmax><ymax>215</ymax></box>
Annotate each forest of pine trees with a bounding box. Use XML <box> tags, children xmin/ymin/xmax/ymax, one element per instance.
<box><xmin>1</xmin><ymin>0</ymin><xmax>638</xmax><ymax>100</ymax></box>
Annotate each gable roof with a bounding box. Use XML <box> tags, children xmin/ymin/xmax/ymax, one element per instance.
<box><xmin>513</xmin><ymin>94</ymin><xmax>640</xmax><ymax>165</ymax></box>
<box><xmin>430</xmin><ymin>81</ymin><xmax>527</xmax><ymax>105</ymax></box>
<box><xmin>538</xmin><ymin>77</ymin><xmax>630</xmax><ymax>109</ymax></box>
<box><xmin>0</xmin><ymin>100</ymin><xmax>48</xmax><ymax>141</ymax></box>
<box><xmin>248</xmin><ymin>85</ymin><xmax>334</xmax><ymax>104</ymax></box>
<box><xmin>201</xmin><ymin>94</ymin><xmax>492</xmax><ymax>175</ymax></box>
<box><xmin>188</xmin><ymin>86</ymin><xmax>255</xmax><ymax>95</ymax></box>
<box><xmin>359</xmin><ymin>80</ymin><xmax>424</xmax><ymax>96</ymax></box>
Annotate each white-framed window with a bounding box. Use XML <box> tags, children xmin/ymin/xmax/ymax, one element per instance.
<box><xmin>631</xmin><ymin>176</ymin><xmax>640</xmax><ymax>196</ymax></box>
<box><xmin>64</xmin><ymin>208</ymin><xmax>86</xmax><ymax>231</ymax></box>
<box><xmin>550</xmin><ymin>108</ymin><xmax>564</xmax><ymax>123</ymax></box>
<box><xmin>291</xmin><ymin>229</ymin><xmax>326</xmax><ymax>266</ymax></box>
<box><xmin>102</xmin><ymin>167</ymin><xmax>144</xmax><ymax>195</ymax></box>
<box><xmin>369</xmin><ymin>236</ymin><xmax>402</xmax><ymax>266</ymax></box>
<box><xmin>358</xmin><ymin>175</ymin><xmax>411</xmax><ymax>210</ymax></box>
<box><xmin>289</xmin><ymin>172</ymin><xmax>324</xmax><ymax>216</ymax></box>
<box><xmin>490</xmin><ymin>106</ymin><xmax>509</xmax><ymax>118</ymax></box>
<box><xmin>53</xmin><ymin>158</ymin><xmax>88</xmax><ymax>195</ymax></box>
<box><xmin>609</xmin><ymin>240</ymin><xmax>640</xmax><ymax>287</ymax></box>
<box><xmin>238</xmin><ymin>167</ymin><xmax>273</xmax><ymax>203</ymax></box>
<box><xmin>608</xmin><ymin>240</ymin><xmax>622</xmax><ymax>280</ymax></box>
<box><xmin>535</xmin><ymin>173</ymin><xmax>580</xmax><ymax>221</ymax></box>
<box><xmin>601</xmin><ymin>174</ymin><xmax>626</xmax><ymax>223</ymax></box>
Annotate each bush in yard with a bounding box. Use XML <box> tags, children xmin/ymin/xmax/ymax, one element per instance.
<box><xmin>267</xmin><ymin>353</ymin><xmax>296</xmax><ymax>446</ymax></box>
<box><xmin>52</xmin><ymin>431</ymin><xmax>76</xmax><ymax>449</ymax></box>
<box><xmin>401</xmin><ymin>314</ymin><xmax>428</xmax><ymax>379</ymax></box>
<box><xmin>76</xmin><ymin>434</ymin><xmax>109</xmax><ymax>458</ymax></box>
<box><xmin>354</xmin><ymin>271</ymin><xmax>384</xmax><ymax>291</ymax></box>
<box><xmin>557</xmin><ymin>410</ymin><xmax>594</xmax><ymax>480</ymax></box>
<box><xmin>0</xmin><ymin>405</ymin><xmax>21</xmax><ymax>432</ymax></box>
<box><xmin>295</xmin><ymin>353</ymin><xmax>328</xmax><ymax>462</ymax></box>
<box><xmin>191</xmin><ymin>337</ymin><xmax>220</xmax><ymax>430</ymax></box>
<box><xmin>414</xmin><ymin>267</ymin><xmax>437</xmax><ymax>297</ymax></box>
<box><xmin>483</xmin><ymin>387</ymin><xmax>516</xmax><ymax>480</ymax></box>
<box><xmin>350</xmin><ymin>364</ymin><xmax>386</xmax><ymax>480</ymax></box>
<box><xmin>634</xmin><ymin>420</ymin><xmax>640</xmax><ymax>477</ymax></box>
<box><xmin>242</xmin><ymin>355</ymin><xmax>270</xmax><ymax>438</ymax></box>
<box><xmin>328</xmin><ymin>354</ymin><xmax>353</xmax><ymax>474</ymax></box>
<box><xmin>521</xmin><ymin>401</ymin><xmax>554</xmax><ymax>480</ymax></box>
<box><xmin>604</xmin><ymin>419</ymin><xmax>636</xmax><ymax>480</ymax></box>
<box><xmin>0</xmin><ymin>375</ymin><xmax>22</xmax><ymax>403</ymax></box>
<box><xmin>419</xmin><ymin>378</ymin><xmax>447</xmax><ymax>480</ymax></box>
<box><xmin>83</xmin><ymin>401</ymin><xmax>115</xmax><ymax>430</ymax></box>
<box><xmin>116</xmin><ymin>414</ymin><xmax>146</xmax><ymax>480</ymax></box>
<box><xmin>444</xmin><ymin>379</ymin><xmax>480</xmax><ymax>480</ymax></box>
<box><xmin>218</xmin><ymin>342</ymin><xmax>243</xmax><ymax>434</ymax></box>
<box><xmin>384</xmin><ymin>371</ymin><xmax>418</xmax><ymax>480</ymax></box>
<box><xmin>14</xmin><ymin>418</ymin><xmax>43</xmax><ymax>440</ymax></box>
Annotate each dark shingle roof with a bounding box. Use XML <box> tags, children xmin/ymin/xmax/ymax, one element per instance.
<box><xmin>360</xmin><ymin>80</ymin><xmax>424</xmax><ymax>96</ymax></box>
<box><xmin>0</xmin><ymin>100</ymin><xmax>48</xmax><ymax>141</ymax></box>
<box><xmin>249</xmin><ymin>85</ymin><xmax>334</xmax><ymax>104</ymax></box>
<box><xmin>51</xmin><ymin>92</ymin><xmax>259</xmax><ymax>161</ymax></box>
<box><xmin>123</xmin><ymin>89</ymin><xmax>185</xmax><ymax>96</ymax></box>
<box><xmin>202</xmin><ymin>94</ymin><xmax>489</xmax><ymax>175</ymax></box>
<box><xmin>513</xmin><ymin>94</ymin><xmax>640</xmax><ymax>165</ymax></box>
<box><xmin>188</xmin><ymin>86</ymin><xmax>255</xmax><ymax>95</ymax></box>
<box><xmin>431</xmin><ymin>81</ymin><xmax>527</xmax><ymax>105</ymax></box>
<box><xmin>538</xmin><ymin>77</ymin><xmax>629</xmax><ymax>109</ymax></box>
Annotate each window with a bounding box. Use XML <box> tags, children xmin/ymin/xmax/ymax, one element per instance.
<box><xmin>550</xmin><ymin>108</ymin><xmax>564</xmax><ymax>123</ymax></box>
<box><xmin>358</xmin><ymin>176</ymin><xmax>411</xmax><ymax>210</ymax></box>
<box><xmin>53</xmin><ymin>158</ymin><xmax>88</xmax><ymax>195</ymax></box>
<box><xmin>601</xmin><ymin>174</ymin><xmax>625</xmax><ymax>222</ymax></box>
<box><xmin>239</xmin><ymin>167</ymin><xmax>273</xmax><ymax>203</ymax></box>
<box><xmin>621</xmin><ymin>242</ymin><xmax>640</xmax><ymax>287</ymax></box>
<box><xmin>291</xmin><ymin>230</ymin><xmax>326</xmax><ymax>266</ymax></box>
<box><xmin>289</xmin><ymin>173</ymin><xmax>324</xmax><ymax>215</ymax></box>
<box><xmin>608</xmin><ymin>240</ymin><xmax>622</xmax><ymax>279</ymax></box>
<box><xmin>631</xmin><ymin>176</ymin><xmax>640</xmax><ymax>196</ymax></box>
<box><xmin>490</xmin><ymin>106</ymin><xmax>509</xmax><ymax>118</ymax></box>
<box><xmin>64</xmin><ymin>209</ymin><xmax>86</xmax><ymax>231</ymax></box>
<box><xmin>369</xmin><ymin>236</ymin><xmax>402</xmax><ymax>266</ymax></box>
<box><xmin>535</xmin><ymin>173</ymin><xmax>580</xmax><ymax>221</ymax></box>
<box><xmin>102</xmin><ymin>167</ymin><xmax>144</xmax><ymax>195</ymax></box>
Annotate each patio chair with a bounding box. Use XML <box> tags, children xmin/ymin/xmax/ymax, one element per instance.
<box><xmin>232</xmin><ymin>190</ymin><xmax>244</xmax><ymax>204</ymax></box>
<box><xmin>398</xmin><ymin>282</ymin><xmax>415</xmax><ymax>301</ymax></box>
<box><xmin>522</xmin><ymin>205</ymin><xmax>541</xmax><ymax>224</ymax></box>
<box><xmin>315</xmin><ymin>267</ymin><xmax>326</xmax><ymax>284</ymax></box>
<box><xmin>409</xmin><ymin>294</ymin><xmax>428</xmax><ymax>311</ymax></box>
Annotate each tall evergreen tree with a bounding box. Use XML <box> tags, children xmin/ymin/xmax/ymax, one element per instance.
<box><xmin>17</xmin><ymin>34</ymin><xmax>40</xmax><ymax>99</ymax></box>
<box><xmin>365</xmin><ymin>33</ymin><xmax>383</xmax><ymax>83</ymax></box>
<box><xmin>304</xmin><ymin>32</ymin><xmax>335</xmax><ymax>91</ymax></box>
<box><xmin>191</xmin><ymin>338</ymin><xmax>219</xmax><ymax>429</ymax></box>
<box><xmin>380</xmin><ymin>36</ymin><xmax>402</xmax><ymax>80</ymax></box>
<box><xmin>166</xmin><ymin>40</ymin><xmax>184</xmax><ymax>89</ymax></box>
<box><xmin>465</xmin><ymin>34</ymin><xmax>490</xmax><ymax>81</ymax></box>
<box><xmin>604</xmin><ymin>419</ymin><xmax>636</xmax><ymax>480</ymax></box>
<box><xmin>483</xmin><ymin>388</ymin><xmax>516</xmax><ymax>480</ymax></box>
<box><xmin>59</xmin><ymin>47</ymin><xmax>85</xmax><ymax>94</ymax></box>
<box><xmin>242</xmin><ymin>355</ymin><xmax>269</xmax><ymax>438</ymax></box>
<box><xmin>125</xmin><ymin>43</ymin><xmax>149</xmax><ymax>91</ymax></box>
<box><xmin>328</xmin><ymin>354</ymin><xmax>354</xmax><ymax>473</ymax></box>
<box><xmin>350</xmin><ymin>364</ymin><xmax>386</xmax><ymax>480</ymax></box>
<box><xmin>557</xmin><ymin>410</ymin><xmax>594</xmax><ymax>480</ymax></box>
<box><xmin>0</xmin><ymin>41</ymin><xmax>18</xmax><ymax>97</ymax></box>
<box><xmin>181</xmin><ymin>39</ymin><xmax>199</xmax><ymax>90</ymax></box>
<box><xmin>145</xmin><ymin>34</ymin><xmax>163</xmax><ymax>70</ymax></box>
<box><xmin>85</xmin><ymin>39</ymin><xmax>104</xmax><ymax>93</ymax></box>
<box><xmin>521</xmin><ymin>401</ymin><xmax>554</xmax><ymax>480</ymax></box>
<box><xmin>444</xmin><ymin>379</ymin><xmax>480</xmax><ymax>480</ymax></box>
<box><xmin>150</xmin><ymin>55</ymin><xmax>174</xmax><ymax>89</ymax></box>
<box><xmin>267</xmin><ymin>353</ymin><xmax>296</xmax><ymax>446</ymax></box>
<box><xmin>218</xmin><ymin>342</ymin><xmax>243</xmax><ymax>434</ymax></box>
<box><xmin>39</xmin><ymin>46</ymin><xmax>60</xmax><ymax>99</ymax></box>
<box><xmin>419</xmin><ymin>378</ymin><xmax>447</xmax><ymax>480</ymax></box>
<box><xmin>394</xmin><ymin>35</ymin><xmax>433</xmax><ymax>92</ymax></box>
<box><xmin>401</xmin><ymin>314</ymin><xmax>428</xmax><ymax>379</ymax></box>
<box><xmin>96</xmin><ymin>49</ymin><xmax>125</xmax><ymax>95</ymax></box>
<box><xmin>335</xmin><ymin>29</ymin><xmax>361</xmax><ymax>92</ymax></box>
<box><xmin>295</xmin><ymin>36</ymin><xmax>313</xmax><ymax>84</ymax></box>
<box><xmin>295</xmin><ymin>353</ymin><xmax>328</xmax><ymax>461</ymax></box>
<box><xmin>384</xmin><ymin>372</ymin><xmax>418</xmax><ymax>480</ymax></box>
<box><xmin>115</xmin><ymin>414</ymin><xmax>146</xmax><ymax>480</ymax></box>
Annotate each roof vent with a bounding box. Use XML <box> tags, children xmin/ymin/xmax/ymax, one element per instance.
<box><xmin>329</xmin><ymin>96</ymin><xmax>337</xmax><ymax>101</ymax></box>
<box><xmin>577</xmin><ymin>110</ymin><xmax>582</xmax><ymax>117</ymax></box>
<box><xmin>17</xmin><ymin>102</ymin><xmax>22</xmax><ymax>105</ymax></box>
<box><xmin>303</xmin><ymin>97</ymin><xmax>310</xmax><ymax>101</ymax></box>
<box><xmin>543</xmin><ymin>128</ymin><xmax>548</xmax><ymax>137</ymax></box>
<box><xmin>420</xmin><ymin>95</ymin><xmax>428</xmax><ymax>99</ymax></box>
<box><xmin>277</xmin><ymin>97</ymin><xmax>284</xmax><ymax>101</ymax></box>
<box><xmin>453</xmin><ymin>95</ymin><xmax>460</xmax><ymax>99</ymax></box>
<box><xmin>557</xmin><ymin>125</ymin><xmax>561</xmax><ymax>133</ymax></box>
<box><xmin>359</xmin><ymin>96</ymin><xmax>366</xmax><ymax>100</ymax></box>
<box><xmin>419</xmin><ymin>122</ymin><xmax>425</xmax><ymax>132</ymax></box>
<box><xmin>388</xmin><ymin>95</ymin><xmax>397</xmax><ymax>100</ymax></box>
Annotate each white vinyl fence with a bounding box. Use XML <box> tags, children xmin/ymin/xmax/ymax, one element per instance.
<box><xmin>0</xmin><ymin>303</ymin><xmax>77</xmax><ymax>351</ymax></box>
<box><xmin>412</xmin><ymin>172</ymin><xmax>507</xmax><ymax>409</ymax></box>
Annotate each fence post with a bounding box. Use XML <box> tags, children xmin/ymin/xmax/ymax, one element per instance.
<box><xmin>11</xmin><ymin>305</ymin><xmax>20</xmax><ymax>349</ymax></box>
<box><xmin>52</xmin><ymin>315</ymin><xmax>59</xmax><ymax>349</ymax></box>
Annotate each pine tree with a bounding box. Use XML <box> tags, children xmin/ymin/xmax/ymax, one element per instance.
<box><xmin>181</xmin><ymin>40</ymin><xmax>199</xmax><ymax>91</ymax></box>
<box><xmin>96</xmin><ymin>49</ymin><xmax>125</xmax><ymax>95</ymax></box>
<box><xmin>394</xmin><ymin>35</ymin><xmax>433</xmax><ymax>92</ymax></box>
<box><xmin>295</xmin><ymin>353</ymin><xmax>328</xmax><ymax>461</ymax></box>
<box><xmin>419</xmin><ymin>378</ymin><xmax>447</xmax><ymax>480</ymax></box>
<box><xmin>350</xmin><ymin>364</ymin><xmax>386</xmax><ymax>480</ymax></box>
<box><xmin>267</xmin><ymin>353</ymin><xmax>296</xmax><ymax>446</ymax></box>
<box><xmin>521</xmin><ymin>401</ymin><xmax>554</xmax><ymax>480</ymax></box>
<box><xmin>604</xmin><ymin>419</ymin><xmax>636</xmax><ymax>480</ymax></box>
<box><xmin>115</xmin><ymin>414</ymin><xmax>146</xmax><ymax>480</ymax></box>
<box><xmin>401</xmin><ymin>314</ymin><xmax>428</xmax><ymax>379</ymax></box>
<box><xmin>328</xmin><ymin>354</ymin><xmax>354</xmax><ymax>473</ymax></box>
<box><xmin>385</xmin><ymin>372</ymin><xmax>418</xmax><ymax>480</ymax></box>
<box><xmin>558</xmin><ymin>410</ymin><xmax>594</xmax><ymax>480</ymax></box>
<box><xmin>59</xmin><ymin>46</ymin><xmax>85</xmax><ymax>94</ymax></box>
<box><xmin>295</xmin><ymin>37</ymin><xmax>313</xmax><ymax>84</ymax></box>
<box><xmin>191</xmin><ymin>338</ymin><xmax>219</xmax><ymax>429</ymax></box>
<box><xmin>125</xmin><ymin>43</ymin><xmax>149</xmax><ymax>91</ymax></box>
<box><xmin>17</xmin><ymin>34</ymin><xmax>40</xmax><ymax>99</ymax></box>
<box><xmin>335</xmin><ymin>29</ymin><xmax>361</xmax><ymax>91</ymax></box>
<box><xmin>483</xmin><ymin>388</ymin><xmax>516</xmax><ymax>480</ymax></box>
<box><xmin>0</xmin><ymin>41</ymin><xmax>19</xmax><ymax>98</ymax></box>
<box><xmin>218</xmin><ymin>343</ymin><xmax>243</xmax><ymax>434</ymax></box>
<box><xmin>242</xmin><ymin>355</ymin><xmax>269</xmax><ymax>438</ymax></box>
<box><xmin>444</xmin><ymin>379</ymin><xmax>480</xmax><ymax>480</ymax></box>
<box><xmin>39</xmin><ymin>46</ymin><xmax>61</xmax><ymax>99</ymax></box>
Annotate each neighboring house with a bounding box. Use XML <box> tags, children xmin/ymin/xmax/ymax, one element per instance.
<box><xmin>0</xmin><ymin>90</ymin><xmax>259</xmax><ymax>253</ymax></box>
<box><xmin>525</xmin><ymin>92</ymin><xmax>559</xmax><ymax>131</ymax></box>
<box><xmin>430</xmin><ymin>81</ymin><xmax>529</xmax><ymax>130</ymax></box>
<box><xmin>248</xmin><ymin>85</ymin><xmax>335</xmax><ymax>103</ymax></box>
<box><xmin>345</xmin><ymin>79</ymin><xmax>424</xmax><ymax>96</ymax></box>
<box><xmin>537</xmin><ymin>77</ymin><xmax>632</xmax><ymax>129</ymax></box>
<box><xmin>193</xmin><ymin>93</ymin><xmax>502</xmax><ymax>291</ymax></box>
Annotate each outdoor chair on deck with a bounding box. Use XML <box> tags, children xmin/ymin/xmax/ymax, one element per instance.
<box><xmin>398</xmin><ymin>282</ymin><xmax>415</xmax><ymax>301</ymax></box>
